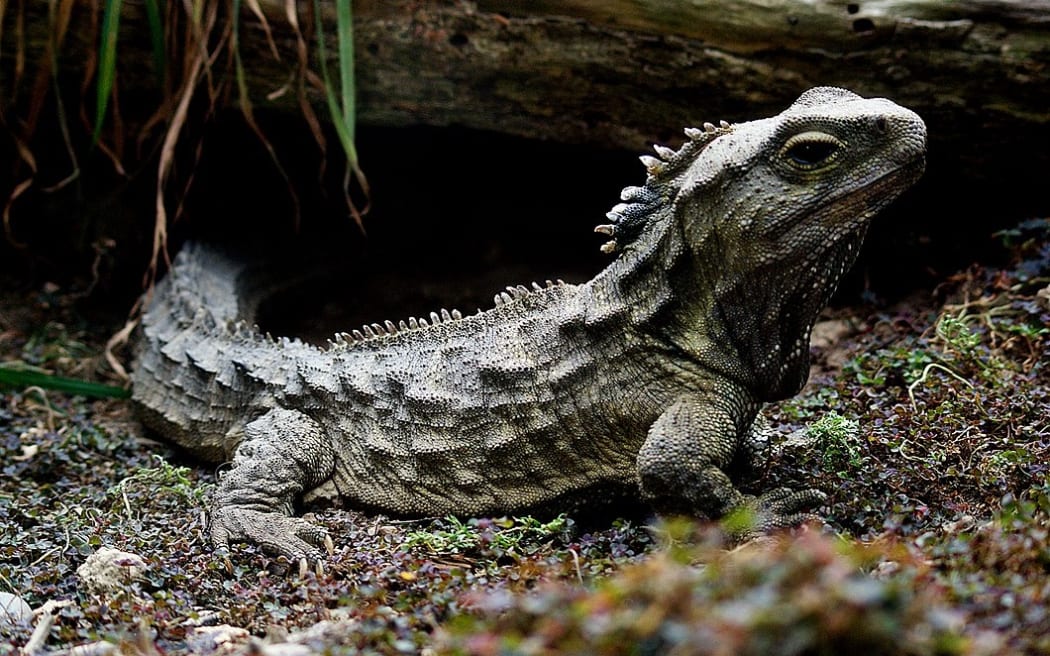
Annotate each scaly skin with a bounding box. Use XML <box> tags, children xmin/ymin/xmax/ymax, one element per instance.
<box><xmin>131</xmin><ymin>87</ymin><xmax>927</xmax><ymax>560</ymax></box>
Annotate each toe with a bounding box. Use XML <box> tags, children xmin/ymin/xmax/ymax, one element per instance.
<box><xmin>761</xmin><ymin>488</ymin><xmax>826</xmax><ymax>515</ymax></box>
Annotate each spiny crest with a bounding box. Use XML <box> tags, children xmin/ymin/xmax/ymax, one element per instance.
<box><xmin>326</xmin><ymin>279</ymin><xmax>565</xmax><ymax>348</ymax></box>
<box><xmin>492</xmin><ymin>280</ymin><xmax>563</xmax><ymax>307</ymax></box>
<box><xmin>327</xmin><ymin>310</ymin><xmax>460</xmax><ymax>347</ymax></box>
<box><xmin>596</xmin><ymin>120</ymin><xmax>733</xmax><ymax>253</ymax></box>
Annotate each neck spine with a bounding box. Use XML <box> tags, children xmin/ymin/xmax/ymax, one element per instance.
<box><xmin>585</xmin><ymin>202</ymin><xmax>689</xmax><ymax>328</ymax></box>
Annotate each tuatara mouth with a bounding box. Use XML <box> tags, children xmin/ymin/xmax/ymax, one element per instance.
<box><xmin>885</xmin><ymin>153</ymin><xmax>926</xmax><ymax>186</ymax></box>
<box><xmin>859</xmin><ymin>156</ymin><xmax>926</xmax><ymax>212</ymax></box>
<box><xmin>818</xmin><ymin>154</ymin><xmax>927</xmax><ymax>227</ymax></box>
<box><xmin>760</xmin><ymin>153</ymin><xmax>925</xmax><ymax>245</ymax></box>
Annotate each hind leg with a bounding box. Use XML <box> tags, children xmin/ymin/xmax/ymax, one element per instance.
<box><xmin>209</xmin><ymin>407</ymin><xmax>336</xmax><ymax>561</ymax></box>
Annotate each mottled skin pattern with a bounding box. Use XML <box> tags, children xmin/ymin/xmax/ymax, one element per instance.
<box><xmin>132</xmin><ymin>88</ymin><xmax>926</xmax><ymax>560</ymax></box>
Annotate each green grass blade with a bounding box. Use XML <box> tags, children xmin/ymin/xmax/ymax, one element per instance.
<box><xmin>93</xmin><ymin>0</ymin><xmax>122</xmax><ymax>144</ymax></box>
<box><xmin>313</xmin><ymin>0</ymin><xmax>357</xmax><ymax>167</ymax></box>
<box><xmin>142</xmin><ymin>0</ymin><xmax>165</xmax><ymax>87</ymax></box>
<box><xmin>335</xmin><ymin>0</ymin><xmax>356</xmax><ymax>156</ymax></box>
<box><xmin>0</xmin><ymin>365</ymin><xmax>130</xmax><ymax>399</ymax></box>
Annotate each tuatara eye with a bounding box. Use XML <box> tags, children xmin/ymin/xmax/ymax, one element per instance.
<box><xmin>781</xmin><ymin>132</ymin><xmax>844</xmax><ymax>170</ymax></box>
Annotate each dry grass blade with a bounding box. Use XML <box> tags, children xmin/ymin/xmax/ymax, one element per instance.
<box><xmin>40</xmin><ymin>71</ymin><xmax>81</xmax><ymax>192</ymax></box>
<box><xmin>243</xmin><ymin>0</ymin><xmax>280</xmax><ymax>60</ymax></box>
<box><xmin>14</xmin><ymin>0</ymin><xmax>65</xmax><ymax>149</ymax></box>
<box><xmin>54</xmin><ymin>0</ymin><xmax>76</xmax><ymax>43</ymax></box>
<box><xmin>1</xmin><ymin>0</ymin><xmax>43</xmax><ymax>247</ymax></box>
<box><xmin>90</xmin><ymin>106</ymin><xmax>128</xmax><ymax>175</ymax></box>
<box><xmin>287</xmin><ymin>0</ymin><xmax>328</xmax><ymax>182</ymax></box>
<box><xmin>233</xmin><ymin>0</ymin><xmax>300</xmax><ymax>227</ymax></box>
<box><xmin>11</xmin><ymin>0</ymin><xmax>27</xmax><ymax>103</ymax></box>
<box><xmin>41</xmin><ymin>0</ymin><xmax>83</xmax><ymax>192</ymax></box>
<box><xmin>184</xmin><ymin>0</ymin><xmax>225</xmax><ymax>102</ymax></box>
<box><xmin>343</xmin><ymin>164</ymin><xmax>370</xmax><ymax>229</ymax></box>
<box><xmin>0</xmin><ymin>0</ymin><xmax>38</xmax><ymax>246</ymax></box>
<box><xmin>148</xmin><ymin>50</ymin><xmax>203</xmax><ymax>289</ymax></box>
<box><xmin>147</xmin><ymin>0</ymin><xmax>225</xmax><ymax>287</ymax></box>
<box><xmin>2</xmin><ymin>133</ymin><xmax>35</xmax><ymax>248</ymax></box>
<box><xmin>104</xmin><ymin>314</ymin><xmax>139</xmax><ymax>383</ymax></box>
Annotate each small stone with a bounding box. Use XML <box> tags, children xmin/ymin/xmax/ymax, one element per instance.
<box><xmin>0</xmin><ymin>592</ymin><xmax>33</xmax><ymax>626</ymax></box>
<box><xmin>193</xmin><ymin>624</ymin><xmax>250</xmax><ymax>646</ymax></box>
<box><xmin>809</xmin><ymin>318</ymin><xmax>854</xmax><ymax>351</ymax></box>
<box><xmin>261</xmin><ymin>643</ymin><xmax>314</xmax><ymax>656</ymax></box>
<box><xmin>76</xmin><ymin>547</ymin><xmax>148</xmax><ymax>594</ymax></box>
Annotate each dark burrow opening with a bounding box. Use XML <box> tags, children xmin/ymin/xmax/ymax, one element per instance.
<box><xmin>215</xmin><ymin>123</ymin><xmax>1007</xmax><ymax>345</ymax></box>
<box><xmin>0</xmin><ymin>110</ymin><xmax>1025</xmax><ymax>343</ymax></box>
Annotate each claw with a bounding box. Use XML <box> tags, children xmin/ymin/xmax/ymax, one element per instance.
<box><xmin>298</xmin><ymin>557</ymin><xmax>309</xmax><ymax>579</ymax></box>
<box><xmin>315</xmin><ymin>559</ymin><xmax>325</xmax><ymax>577</ymax></box>
<box><xmin>324</xmin><ymin>534</ymin><xmax>335</xmax><ymax>556</ymax></box>
<box><xmin>724</xmin><ymin>487</ymin><xmax>827</xmax><ymax>540</ymax></box>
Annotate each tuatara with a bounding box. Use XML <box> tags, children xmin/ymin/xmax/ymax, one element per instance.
<box><xmin>132</xmin><ymin>87</ymin><xmax>926</xmax><ymax>559</ymax></box>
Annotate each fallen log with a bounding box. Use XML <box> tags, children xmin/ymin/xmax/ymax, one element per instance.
<box><xmin>4</xmin><ymin>0</ymin><xmax>1049</xmax><ymax>265</ymax></box>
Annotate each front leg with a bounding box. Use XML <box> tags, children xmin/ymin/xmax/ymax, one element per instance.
<box><xmin>637</xmin><ymin>393</ymin><xmax>824</xmax><ymax>533</ymax></box>
<box><xmin>210</xmin><ymin>407</ymin><xmax>336</xmax><ymax>560</ymax></box>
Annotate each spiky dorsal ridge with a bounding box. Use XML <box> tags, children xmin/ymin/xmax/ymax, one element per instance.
<box><xmin>327</xmin><ymin>309</ymin><xmax>464</xmax><ymax>347</ymax></box>
<box><xmin>595</xmin><ymin>120</ymin><xmax>734</xmax><ymax>254</ymax></box>
<box><xmin>325</xmin><ymin>279</ymin><xmax>566</xmax><ymax>349</ymax></box>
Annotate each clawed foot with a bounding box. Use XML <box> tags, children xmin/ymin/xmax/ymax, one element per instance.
<box><xmin>210</xmin><ymin>506</ymin><xmax>335</xmax><ymax>568</ymax></box>
<box><xmin>723</xmin><ymin>487</ymin><xmax>827</xmax><ymax>539</ymax></box>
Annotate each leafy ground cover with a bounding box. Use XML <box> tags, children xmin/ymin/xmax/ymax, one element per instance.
<box><xmin>0</xmin><ymin>219</ymin><xmax>1047</xmax><ymax>655</ymax></box>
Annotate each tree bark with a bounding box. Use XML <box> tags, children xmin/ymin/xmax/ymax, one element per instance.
<box><xmin>285</xmin><ymin>0</ymin><xmax>1050</xmax><ymax>216</ymax></box>
<box><xmin>8</xmin><ymin>0</ymin><xmax>1050</xmax><ymax>213</ymax></box>
<box><xmin>351</xmin><ymin>1</ymin><xmax>1050</xmax><ymax>150</ymax></box>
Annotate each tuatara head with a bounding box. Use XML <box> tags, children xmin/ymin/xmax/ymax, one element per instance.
<box><xmin>673</xmin><ymin>86</ymin><xmax>926</xmax><ymax>265</ymax></box>
<box><xmin>598</xmin><ymin>87</ymin><xmax>926</xmax><ymax>398</ymax></box>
